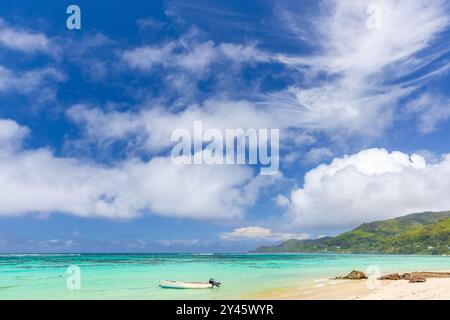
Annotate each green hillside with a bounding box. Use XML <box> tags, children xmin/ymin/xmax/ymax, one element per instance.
<box><xmin>252</xmin><ymin>211</ymin><xmax>450</xmax><ymax>255</ymax></box>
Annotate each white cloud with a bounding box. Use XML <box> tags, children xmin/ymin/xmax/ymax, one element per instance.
<box><xmin>63</xmin><ymin>33</ymin><xmax>115</xmax><ymax>82</ymax></box>
<box><xmin>281</xmin><ymin>148</ymin><xmax>450</xmax><ymax>229</ymax></box>
<box><xmin>0</xmin><ymin>21</ymin><xmax>64</xmax><ymax>102</ymax></box>
<box><xmin>308</xmin><ymin>0</ymin><xmax>448</xmax><ymax>76</ymax></box>
<box><xmin>0</xmin><ymin>66</ymin><xmax>65</xmax><ymax>99</ymax></box>
<box><xmin>65</xmin><ymin>101</ymin><xmax>326</xmax><ymax>178</ymax></box>
<box><xmin>122</xmin><ymin>42</ymin><xmax>176</xmax><ymax>70</ymax></box>
<box><xmin>0</xmin><ymin>18</ymin><xmax>52</xmax><ymax>53</ymax></box>
<box><xmin>405</xmin><ymin>93</ymin><xmax>450</xmax><ymax>134</ymax></box>
<box><xmin>221</xmin><ymin>226</ymin><xmax>271</xmax><ymax>239</ymax></box>
<box><xmin>272</xmin><ymin>0</ymin><xmax>449</xmax><ymax>137</ymax></box>
<box><xmin>220</xmin><ymin>226</ymin><xmax>309</xmax><ymax>242</ymax></box>
<box><xmin>0</xmin><ymin>119</ymin><xmax>261</xmax><ymax>220</ymax></box>
<box><xmin>110</xmin><ymin>1</ymin><xmax>450</xmax><ymax>148</ymax></box>
<box><xmin>413</xmin><ymin>149</ymin><xmax>442</xmax><ymax>164</ymax></box>
<box><xmin>127</xmin><ymin>156</ymin><xmax>254</xmax><ymax>219</ymax></box>
<box><xmin>67</xmin><ymin>99</ymin><xmax>279</xmax><ymax>153</ymax></box>
<box><xmin>304</xmin><ymin>147</ymin><xmax>334</xmax><ymax>164</ymax></box>
<box><xmin>176</xmin><ymin>41</ymin><xmax>218</xmax><ymax>72</ymax></box>
<box><xmin>0</xmin><ymin>119</ymin><xmax>29</xmax><ymax>151</ymax></box>
<box><xmin>122</xmin><ymin>38</ymin><xmax>269</xmax><ymax>73</ymax></box>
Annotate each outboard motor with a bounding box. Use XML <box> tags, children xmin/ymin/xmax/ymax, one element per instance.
<box><xmin>209</xmin><ymin>278</ymin><xmax>221</xmax><ymax>288</ymax></box>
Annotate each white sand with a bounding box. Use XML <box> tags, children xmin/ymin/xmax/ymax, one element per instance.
<box><xmin>253</xmin><ymin>272</ymin><xmax>450</xmax><ymax>300</ymax></box>
<box><xmin>351</xmin><ymin>278</ymin><xmax>450</xmax><ymax>300</ymax></box>
<box><xmin>288</xmin><ymin>277</ymin><xmax>450</xmax><ymax>300</ymax></box>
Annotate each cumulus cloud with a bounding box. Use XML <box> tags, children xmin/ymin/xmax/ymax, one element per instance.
<box><xmin>220</xmin><ymin>226</ymin><xmax>309</xmax><ymax>241</ymax></box>
<box><xmin>0</xmin><ymin>119</ymin><xmax>261</xmax><ymax>220</ymax></box>
<box><xmin>280</xmin><ymin>148</ymin><xmax>450</xmax><ymax>229</ymax></box>
<box><xmin>0</xmin><ymin>119</ymin><xmax>29</xmax><ymax>151</ymax></box>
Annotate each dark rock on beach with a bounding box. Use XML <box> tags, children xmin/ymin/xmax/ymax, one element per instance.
<box><xmin>334</xmin><ymin>270</ymin><xmax>368</xmax><ymax>280</ymax></box>
<box><xmin>379</xmin><ymin>273</ymin><xmax>403</xmax><ymax>280</ymax></box>
<box><xmin>408</xmin><ymin>275</ymin><xmax>427</xmax><ymax>283</ymax></box>
<box><xmin>336</xmin><ymin>270</ymin><xmax>450</xmax><ymax>282</ymax></box>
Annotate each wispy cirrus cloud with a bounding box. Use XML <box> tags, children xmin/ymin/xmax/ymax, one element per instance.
<box><xmin>122</xmin><ymin>37</ymin><xmax>270</xmax><ymax>74</ymax></box>
<box><xmin>404</xmin><ymin>93</ymin><xmax>450</xmax><ymax>134</ymax></box>
<box><xmin>119</xmin><ymin>28</ymin><xmax>283</xmax><ymax>106</ymax></box>
<box><xmin>63</xmin><ymin>32</ymin><xmax>116</xmax><ymax>82</ymax></box>
<box><xmin>270</xmin><ymin>0</ymin><xmax>450</xmax><ymax>138</ymax></box>
<box><xmin>0</xmin><ymin>18</ymin><xmax>67</xmax><ymax>104</ymax></box>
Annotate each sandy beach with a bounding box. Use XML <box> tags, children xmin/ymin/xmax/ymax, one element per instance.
<box><xmin>249</xmin><ymin>271</ymin><xmax>450</xmax><ymax>300</ymax></box>
<box><xmin>351</xmin><ymin>278</ymin><xmax>450</xmax><ymax>300</ymax></box>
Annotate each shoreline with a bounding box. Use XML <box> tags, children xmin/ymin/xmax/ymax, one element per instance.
<box><xmin>248</xmin><ymin>270</ymin><xmax>450</xmax><ymax>300</ymax></box>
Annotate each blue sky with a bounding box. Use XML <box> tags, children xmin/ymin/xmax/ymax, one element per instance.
<box><xmin>0</xmin><ymin>0</ymin><xmax>450</xmax><ymax>253</ymax></box>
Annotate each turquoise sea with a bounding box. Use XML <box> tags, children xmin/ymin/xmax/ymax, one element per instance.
<box><xmin>0</xmin><ymin>253</ymin><xmax>449</xmax><ymax>299</ymax></box>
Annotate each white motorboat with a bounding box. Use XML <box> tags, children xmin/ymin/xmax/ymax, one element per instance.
<box><xmin>159</xmin><ymin>279</ymin><xmax>221</xmax><ymax>289</ymax></box>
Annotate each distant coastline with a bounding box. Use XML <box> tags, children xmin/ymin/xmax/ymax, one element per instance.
<box><xmin>252</xmin><ymin>211</ymin><xmax>450</xmax><ymax>255</ymax></box>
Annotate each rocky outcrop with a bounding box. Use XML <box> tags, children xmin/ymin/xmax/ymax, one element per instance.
<box><xmin>379</xmin><ymin>273</ymin><xmax>402</xmax><ymax>280</ymax></box>
<box><xmin>379</xmin><ymin>271</ymin><xmax>450</xmax><ymax>282</ymax></box>
<box><xmin>409</xmin><ymin>275</ymin><xmax>426</xmax><ymax>283</ymax></box>
<box><xmin>334</xmin><ymin>270</ymin><xmax>368</xmax><ymax>280</ymax></box>
<box><xmin>411</xmin><ymin>272</ymin><xmax>450</xmax><ymax>278</ymax></box>
<box><xmin>336</xmin><ymin>270</ymin><xmax>450</xmax><ymax>282</ymax></box>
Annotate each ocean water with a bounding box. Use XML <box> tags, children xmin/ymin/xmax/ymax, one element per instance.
<box><xmin>0</xmin><ymin>253</ymin><xmax>449</xmax><ymax>299</ymax></box>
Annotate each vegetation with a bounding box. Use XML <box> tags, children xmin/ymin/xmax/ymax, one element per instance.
<box><xmin>252</xmin><ymin>211</ymin><xmax>450</xmax><ymax>255</ymax></box>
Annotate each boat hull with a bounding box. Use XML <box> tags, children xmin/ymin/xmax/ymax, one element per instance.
<box><xmin>159</xmin><ymin>280</ymin><xmax>213</xmax><ymax>289</ymax></box>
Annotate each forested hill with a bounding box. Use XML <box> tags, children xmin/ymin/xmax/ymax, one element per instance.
<box><xmin>252</xmin><ymin>211</ymin><xmax>450</xmax><ymax>255</ymax></box>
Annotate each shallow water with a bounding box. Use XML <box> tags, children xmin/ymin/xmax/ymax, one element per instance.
<box><xmin>0</xmin><ymin>253</ymin><xmax>449</xmax><ymax>299</ymax></box>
